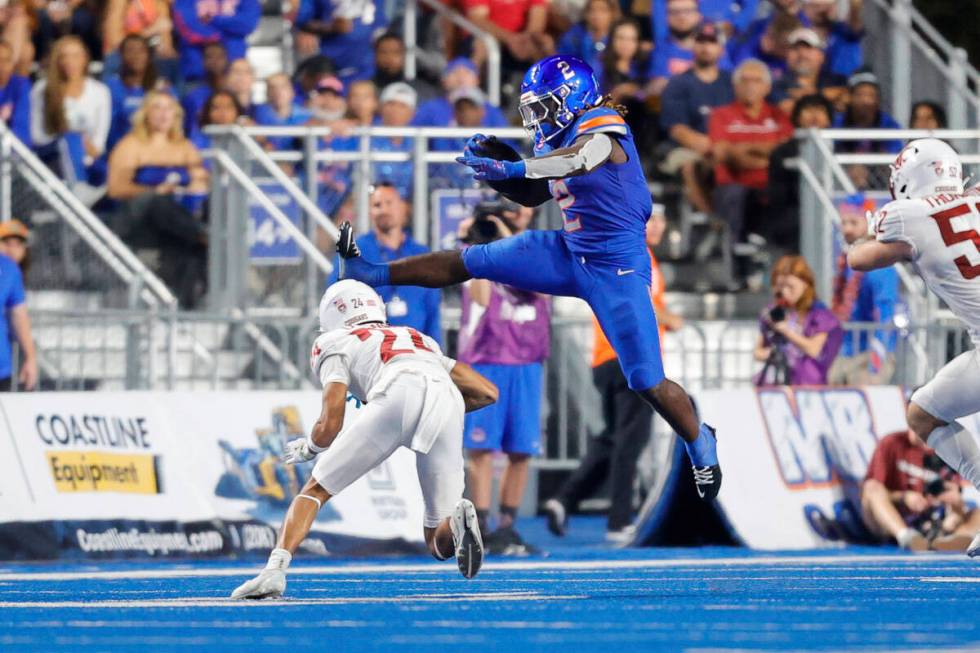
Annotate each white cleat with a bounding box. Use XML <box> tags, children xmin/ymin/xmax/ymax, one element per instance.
<box><xmin>450</xmin><ymin>499</ymin><xmax>484</xmax><ymax>579</ymax></box>
<box><xmin>967</xmin><ymin>532</ymin><xmax>980</xmax><ymax>558</ymax></box>
<box><xmin>230</xmin><ymin>568</ymin><xmax>286</xmax><ymax>600</ymax></box>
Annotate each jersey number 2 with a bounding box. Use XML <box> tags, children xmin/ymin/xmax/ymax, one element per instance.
<box><xmin>351</xmin><ymin>327</ymin><xmax>432</xmax><ymax>363</ymax></box>
<box><xmin>930</xmin><ymin>203</ymin><xmax>980</xmax><ymax>279</ymax></box>
<box><xmin>551</xmin><ymin>179</ymin><xmax>580</xmax><ymax>232</ymax></box>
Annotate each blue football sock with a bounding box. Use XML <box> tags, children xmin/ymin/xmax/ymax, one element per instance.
<box><xmin>342</xmin><ymin>256</ymin><xmax>390</xmax><ymax>287</ymax></box>
<box><xmin>684</xmin><ymin>424</ymin><xmax>718</xmax><ymax>467</ymax></box>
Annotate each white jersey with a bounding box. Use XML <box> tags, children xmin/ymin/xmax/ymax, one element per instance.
<box><xmin>309</xmin><ymin>324</ymin><xmax>456</xmax><ymax>402</ymax></box>
<box><xmin>874</xmin><ymin>189</ymin><xmax>980</xmax><ymax>345</ymax></box>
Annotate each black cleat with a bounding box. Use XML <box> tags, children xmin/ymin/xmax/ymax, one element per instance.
<box><xmin>692</xmin><ymin>426</ymin><xmax>722</xmax><ymax>501</ymax></box>
<box><xmin>337</xmin><ymin>221</ymin><xmax>360</xmax><ymax>258</ymax></box>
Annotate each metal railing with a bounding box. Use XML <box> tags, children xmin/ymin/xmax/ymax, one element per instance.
<box><xmin>403</xmin><ymin>0</ymin><xmax>502</xmax><ymax>106</ymax></box>
<box><xmin>0</xmin><ymin>124</ymin><xmax>177</xmax><ymax>310</ymax></box>
<box><xmin>202</xmin><ymin>124</ymin><xmax>540</xmax><ymax>314</ymax></box>
<box><xmin>21</xmin><ymin>307</ymin><xmax>971</xmax><ymax>468</ymax></box>
<box><xmin>866</xmin><ymin>0</ymin><xmax>980</xmax><ymax>128</ymax></box>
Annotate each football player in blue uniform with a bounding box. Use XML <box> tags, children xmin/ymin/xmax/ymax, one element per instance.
<box><xmin>338</xmin><ymin>55</ymin><xmax>721</xmax><ymax>499</ymax></box>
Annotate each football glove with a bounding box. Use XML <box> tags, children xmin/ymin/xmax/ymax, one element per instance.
<box><xmin>463</xmin><ymin>133</ymin><xmax>490</xmax><ymax>158</ymax></box>
<box><xmin>282</xmin><ymin>438</ymin><xmax>321</xmax><ymax>464</ymax></box>
<box><xmin>456</xmin><ymin>155</ymin><xmax>526</xmax><ymax>181</ymax></box>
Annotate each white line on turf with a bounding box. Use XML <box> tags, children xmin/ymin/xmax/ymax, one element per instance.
<box><xmin>0</xmin><ymin>591</ymin><xmax>587</xmax><ymax>609</ymax></box>
<box><xmin>919</xmin><ymin>577</ymin><xmax>980</xmax><ymax>583</ymax></box>
<box><xmin>0</xmin><ymin>553</ymin><xmax>964</xmax><ymax>582</ymax></box>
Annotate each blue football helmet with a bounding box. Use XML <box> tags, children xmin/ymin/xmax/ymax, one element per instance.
<box><xmin>518</xmin><ymin>55</ymin><xmax>602</xmax><ymax>146</ymax></box>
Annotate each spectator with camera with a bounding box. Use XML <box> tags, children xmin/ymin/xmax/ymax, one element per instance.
<box><xmin>861</xmin><ymin>429</ymin><xmax>980</xmax><ymax>552</ymax></box>
<box><xmin>544</xmin><ymin>206</ymin><xmax>683</xmax><ymax>543</ymax></box>
<box><xmin>829</xmin><ymin>197</ymin><xmax>898</xmax><ymax>385</ymax></box>
<box><xmin>456</xmin><ymin>198</ymin><xmax>549</xmax><ymax>555</ymax></box>
<box><xmin>754</xmin><ymin>255</ymin><xmax>842</xmax><ymax>385</ymax></box>
<box><xmin>328</xmin><ymin>184</ymin><xmax>441</xmax><ymax>342</ymax></box>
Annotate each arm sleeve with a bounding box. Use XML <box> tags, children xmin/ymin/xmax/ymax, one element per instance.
<box><xmin>523</xmin><ymin>133</ymin><xmax>614</xmax><ymax>179</ymax></box>
<box><xmin>210</xmin><ymin>0</ymin><xmax>261</xmax><ymax>37</ymax></box>
<box><xmin>440</xmin><ymin>355</ymin><xmax>456</xmax><ymax>374</ymax></box>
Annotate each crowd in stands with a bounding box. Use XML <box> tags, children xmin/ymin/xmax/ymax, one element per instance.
<box><xmin>0</xmin><ymin>0</ymin><xmax>950</xmax><ymax>290</ymax></box>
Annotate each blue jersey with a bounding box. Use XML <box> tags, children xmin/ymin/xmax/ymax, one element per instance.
<box><xmin>0</xmin><ymin>75</ymin><xmax>31</xmax><ymax>146</ymax></box>
<box><xmin>106</xmin><ymin>77</ymin><xmax>146</xmax><ymax>150</ymax></box>
<box><xmin>0</xmin><ymin>254</ymin><xmax>25</xmax><ymax>379</ymax></box>
<box><xmin>535</xmin><ymin>107</ymin><xmax>652</xmax><ymax>263</ymax></box>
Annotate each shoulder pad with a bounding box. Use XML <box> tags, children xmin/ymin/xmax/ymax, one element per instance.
<box><xmin>569</xmin><ymin>106</ymin><xmax>629</xmax><ymax>141</ymax></box>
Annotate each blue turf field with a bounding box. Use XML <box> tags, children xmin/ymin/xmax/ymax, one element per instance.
<box><xmin>2</xmin><ymin>518</ymin><xmax>979</xmax><ymax>652</ymax></box>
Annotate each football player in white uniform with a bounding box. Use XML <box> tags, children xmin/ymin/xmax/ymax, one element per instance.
<box><xmin>231</xmin><ymin>280</ymin><xmax>499</xmax><ymax>599</ymax></box>
<box><xmin>849</xmin><ymin>138</ymin><xmax>980</xmax><ymax>555</ymax></box>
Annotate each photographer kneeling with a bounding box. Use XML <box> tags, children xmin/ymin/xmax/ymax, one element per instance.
<box><xmin>754</xmin><ymin>255</ymin><xmax>842</xmax><ymax>385</ymax></box>
<box><xmin>456</xmin><ymin>199</ymin><xmax>550</xmax><ymax>555</ymax></box>
<box><xmin>862</xmin><ymin>428</ymin><xmax>980</xmax><ymax>552</ymax></box>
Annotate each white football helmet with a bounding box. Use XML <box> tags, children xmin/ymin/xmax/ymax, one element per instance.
<box><xmin>318</xmin><ymin>280</ymin><xmax>387</xmax><ymax>332</ymax></box>
<box><xmin>888</xmin><ymin>138</ymin><xmax>964</xmax><ymax>200</ymax></box>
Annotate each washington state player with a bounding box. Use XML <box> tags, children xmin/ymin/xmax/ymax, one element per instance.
<box><xmin>849</xmin><ymin>138</ymin><xmax>980</xmax><ymax>555</ymax></box>
<box><xmin>231</xmin><ymin>280</ymin><xmax>498</xmax><ymax>598</ymax></box>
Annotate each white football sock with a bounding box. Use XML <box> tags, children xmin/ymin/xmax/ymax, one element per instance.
<box><xmin>265</xmin><ymin>547</ymin><xmax>292</xmax><ymax>571</ymax></box>
<box><xmin>927</xmin><ymin>422</ymin><xmax>980</xmax><ymax>489</ymax></box>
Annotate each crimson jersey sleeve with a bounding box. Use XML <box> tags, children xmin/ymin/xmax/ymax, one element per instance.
<box><xmin>864</xmin><ymin>432</ymin><xmax>900</xmax><ymax>487</ymax></box>
<box><xmin>873</xmin><ymin>200</ymin><xmax>920</xmax><ymax>258</ymax></box>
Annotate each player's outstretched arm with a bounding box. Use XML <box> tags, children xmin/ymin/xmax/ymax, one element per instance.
<box><xmin>310</xmin><ymin>382</ymin><xmax>349</xmax><ymax>449</ymax></box>
<box><xmin>457</xmin><ymin>133</ymin><xmax>624</xmax><ymax>183</ymax></box>
<box><xmin>449</xmin><ymin>361</ymin><xmax>499</xmax><ymax>412</ymax></box>
<box><xmin>848</xmin><ymin>239</ymin><xmax>913</xmax><ymax>272</ymax></box>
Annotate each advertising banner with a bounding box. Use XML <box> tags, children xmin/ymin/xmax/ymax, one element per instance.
<box><xmin>0</xmin><ymin>392</ymin><xmax>425</xmax><ymax>560</ymax></box>
<box><xmin>700</xmin><ymin>386</ymin><xmax>980</xmax><ymax>550</ymax></box>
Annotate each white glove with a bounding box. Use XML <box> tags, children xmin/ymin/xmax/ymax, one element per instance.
<box><xmin>865</xmin><ymin>210</ymin><xmax>878</xmax><ymax>237</ymax></box>
<box><xmin>281</xmin><ymin>438</ymin><xmax>320</xmax><ymax>464</ymax></box>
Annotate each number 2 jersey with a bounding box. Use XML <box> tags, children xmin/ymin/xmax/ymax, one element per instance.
<box><xmin>874</xmin><ymin>189</ymin><xmax>980</xmax><ymax>345</ymax></box>
<box><xmin>535</xmin><ymin>106</ymin><xmax>653</xmax><ymax>263</ymax></box>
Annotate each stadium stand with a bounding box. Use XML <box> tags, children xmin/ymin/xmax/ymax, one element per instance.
<box><xmin>3</xmin><ymin>0</ymin><xmax>980</xmax><ymax>594</ymax></box>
